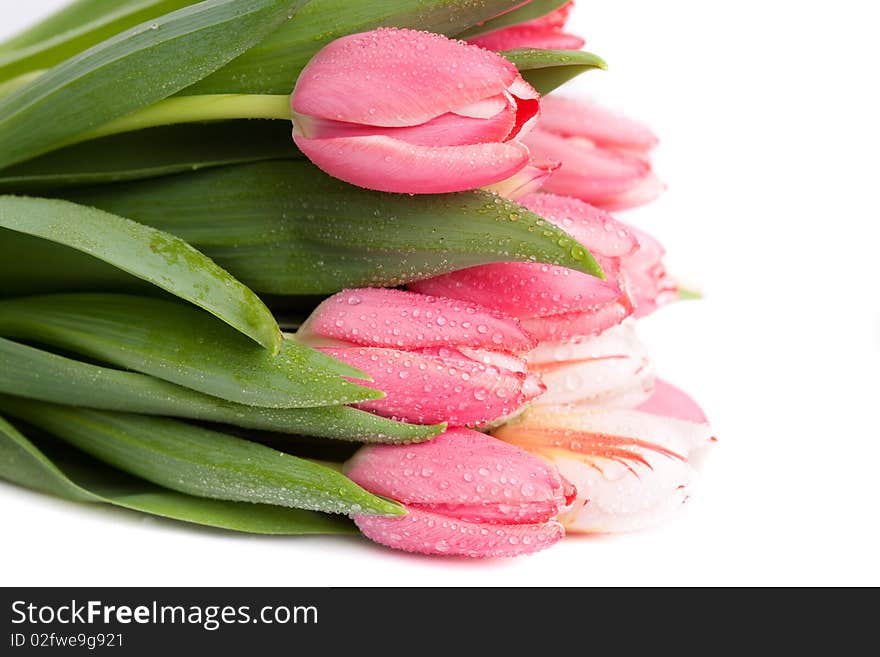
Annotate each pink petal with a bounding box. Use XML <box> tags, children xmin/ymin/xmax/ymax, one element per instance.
<box><xmin>346</xmin><ymin>428</ymin><xmax>568</xmax><ymax>522</ymax></box>
<box><xmin>292</xmin><ymin>28</ymin><xmax>519</xmax><ymax>127</ymax></box>
<box><xmin>467</xmin><ymin>3</ymin><xmax>584</xmax><ymax>52</ymax></box>
<box><xmin>518</xmin><ymin>300</ymin><xmax>633</xmax><ymax>341</ymax></box>
<box><xmin>293</xmin><ymin>102</ymin><xmax>516</xmax><ymax>147</ymax></box>
<box><xmin>539</xmin><ymin>95</ymin><xmax>660</xmax><ymax>153</ymax></box>
<box><xmin>293</xmin><ymin>134</ymin><xmax>530</xmax><ymax>193</ymax></box>
<box><xmin>481</xmin><ymin>162</ymin><xmax>559</xmax><ymax>200</ymax></box>
<box><xmin>637</xmin><ymin>378</ymin><xmax>710</xmax><ymax>425</ymax></box>
<box><xmin>523</xmin><ymin>129</ymin><xmax>660</xmax><ymax>208</ymax></box>
<box><xmin>594</xmin><ymin>170</ymin><xmax>667</xmax><ymax>211</ymax></box>
<box><xmin>620</xmin><ymin>225</ymin><xmax>678</xmax><ymax>316</ymax></box>
<box><xmin>299</xmin><ymin>288</ymin><xmax>535</xmax><ymax>354</ymax></box>
<box><xmin>468</xmin><ymin>27</ymin><xmax>585</xmax><ymax>52</ymax></box>
<box><xmin>518</xmin><ymin>192</ymin><xmax>638</xmax><ymax>257</ymax></box>
<box><xmin>410</xmin><ymin>262</ymin><xmax>624</xmax><ymax>318</ymax></box>
<box><xmin>353</xmin><ymin>508</ymin><xmax>564</xmax><ymax>557</ymax></box>
<box><xmin>322</xmin><ymin>347</ymin><xmax>538</xmax><ymax>426</ymax></box>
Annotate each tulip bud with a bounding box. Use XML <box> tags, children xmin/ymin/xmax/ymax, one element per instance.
<box><xmin>290</xmin><ymin>28</ymin><xmax>540</xmax><ymax>194</ymax></box>
<box><xmin>345</xmin><ymin>428</ymin><xmax>574</xmax><ymax>557</ymax></box>
<box><xmin>493</xmin><ymin>380</ymin><xmax>715</xmax><ymax>533</ymax></box>
<box><xmin>522</xmin><ymin>95</ymin><xmax>663</xmax><ymax>210</ymax></box>
<box><xmin>297</xmin><ymin>288</ymin><xmax>544</xmax><ymax>427</ymax></box>
<box><xmin>410</xmin><ymin>193</ymin><xmax>641</xmax><ymax>340</ymax></box>
<box><xmin>410</xmin><ymin>193</ymin><xmax>677</xmax><ymax>332</ymax></box>
<box><xmin>467</xmin><ymin>2</ymin><xmax>585</xmax><ymax>52</ymax></box>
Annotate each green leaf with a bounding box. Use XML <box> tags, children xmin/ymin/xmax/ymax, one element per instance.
<box><xmin>0</xmin><ymin>414</ymin><xmax>96</xmax><ymax>502</ymax></box>
<box><xmin>0</xmin><ymin>0</ymin><xmax>304</xmax><ymax>169</ymax></box>
<box><xmin>0</xmin><ymin>415</ymin><xmax>358</xmax><ymax>534</ymax></box>
<box><xmin>0</xmin><ymin>397</ymin><xmax>403</xmax><ymax>516</ymax></box>
<box><xmin>0</xmin><ymin>336</ymin><xmax>442</xmax><ymax>443</ymax></box>
<box><xmin>0</xmin><ymin>195</ymin><xmax>282</xmax><ymax>352</ymax></box>
<box><xmin>0</xmin><ymin>1</ymin><xmax>198</xmax><ymax>82</ymax></box>
<box><xmin>456</xmin><ymin>0</ymin><xmax>570</xmax><ymax>39</ymax></box>
<box><xmin>61</xmin><ymin>160</ymin><xmax>603</xmax><ymax>294</ymax></box>
<box><xmin>502</xmin><ymin>49</ymin><xmax>607</xmax><ymax>95</ymax></box>
<box><xmin>0</xmin><ymin>293</ymin><xmax>381</xmax><ymax>409</ymax></box>
<box><xmin>186</xmin><ymin>0</ymin><xmax>533</xmax><ymax>94</ymax></box>
<box><xmin>678</xmin><ymin>287</ymin><xmax>704</xmax><ymax>301</ymax></box>
<box><xmin>0</xmin><ymin>121</ymin><xmax>300</xmax><ymax>193</ymax></box>
<box><xmin>0</xmin><ymin>1</ymin><xmax>190</xmax><ymax>53</ymax></box>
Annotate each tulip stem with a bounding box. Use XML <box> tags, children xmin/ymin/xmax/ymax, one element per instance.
<box><xmin>61</xmin><ymin>93</ymin><xmax>293</xmax><ymax>149</ymax></box>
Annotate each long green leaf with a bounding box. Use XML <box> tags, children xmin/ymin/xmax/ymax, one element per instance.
<box><xmin>0</xmin><ymin>1</ymin><xmax>198</xmax><ymax>82</ymax></box>
<box><xmin>0</xmin><ymin>294</ymin><xmax>381</xmax><ymax>408</ymax></box>
<box><xmin>0</xmin><ymin>195</ymin><xmax>282</xmax><ymax>352</ymax></box>
<box><xmin>501</xmin><ymin>49</ymin><xmax>608</xmax><ymax>95</ymax></box>
<box><xmin>60</xmin><ymin>160</ymin><xmax>603</xmax><ymax>294</ymax></box>
<box><xmin>0</xmin><ymin>337</ymin><xmax>441</xmax><ymax>443</ymax></box>
<box><xmin>0</xmin><ymin>415</ymin><xmax>357</xmax><ymax>533</ymax></box>
<box><xmin>0</xmin><ymin>121</ymin><xmax>300</xmax><ymax>193</ymax></box>
<box><xmin>456</xmin><ymin>0</ymin><xmax>570</xmax><ymax>39</ymax></box>
<box><xmin>0</xmin><ymin>397</ymin><xmax>402</xmax><ymax>516</ymax></box>
<box><xmin>0</xmin><ymin>1</ymin><xmax>189</xmax><ymax>53</ymax></box>
<box><xmin>186</xmin><ymin>0</ymin><xmax>529</xmax><ymax>94</ymax></box>
<box><xmin>0</xmin><ymin>0</ymin><xmax>303</xmax><ymax>169</ymax></box>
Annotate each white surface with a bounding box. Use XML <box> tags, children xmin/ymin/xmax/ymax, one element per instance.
<box><xmin>1</xmin><ymin>0</ymin><xmax>878</xmax><ymax>586</ymax></box>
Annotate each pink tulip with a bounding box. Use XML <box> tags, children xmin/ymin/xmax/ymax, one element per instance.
<box><xmin>527</xmin><ymin>321</ymin><xmax>655</xmax><ymax>408</ymax></box>
<box><xmin>467</xmin><ymin>2</ymin><xmax>585</xmax><ymax>52</ymax></box>
<box><xmin>290</xmin><ymin>28</ymin><xmax>540</xmax><ymax>194</ymax></box>
<box><xmin>345</xmin><ymin>427</ymin><xmax>574</xmax><ymax>557</ymax></box>
<box><xmin>296</xmin><ymin>288</ymin><xmax>544</xmax><ymax>427</ymax></box>
<box><xmin>622</xmin><ymin>224</ymin><xmax>679</xmax><ymax>318</ymax></box>
<box><xmin>410</xmin><ymin>193</ymin><xmax>677</xmax><ymax>330</ymax></box>
<box><xmin>493</xmin><ymin>380</ymin><xmax>715</xmax><ymax>533</ymax></box>
<box><xmin>539</xmin><ymin>95</ymin><xmax>659</xmax><ymax>155</ymax></box>
<box><xmin>522</xmin><ymin>128</ymin><xmax>665</xmax><ymax>210</ymax></box>
<box><xmin>411</xmin><ymin>192</ymin><xmax>645</xmax><ymax>340</ymax></box>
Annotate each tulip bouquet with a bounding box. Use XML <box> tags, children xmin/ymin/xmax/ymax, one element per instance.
<box><xmin>0</xmin><ymin>0</ymin><xmax>714</xmax><ymax>558</ymax></box>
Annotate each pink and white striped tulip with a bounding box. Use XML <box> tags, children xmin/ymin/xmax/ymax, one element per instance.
<box><xmin>290</xmin><ymin>28</ymin><xmax>540</xmax><ymax>194</ymax></box>
<box><xmin>527</xmin><ymin>321</ymin><xmax>655</xmax><ymax>408</ymax></box>
<box><xmin>493</xmin><ymin>380</ymin><xmax>715</xmax><ymax>533</ymax></box>
<box><xmin>297</xmin><ymin>288</ymin><xmax>544</xmax><ymax>427</ymax></box>
<box><xmin>346</xmin><ymin>427</ymin><xmax>574</xmax><ymax>557</ymax></box>
<box><xmin>467</xmin><ymin>2</ymin><xmax>585</xmax><ymax>52</ymax></box>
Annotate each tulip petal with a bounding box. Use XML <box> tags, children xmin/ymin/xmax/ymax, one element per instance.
<box><xmin>494</xmin><ymin>405</ymin><xmax>715</xmax><ymax>533</ymax></box>
<box><xmin>637</xmin><ymin>378</ymin><xmax>710</xmax><ymax>424</ymax></box>
<box><xmin>469</xmin><ymin>28</ymin><xmax>584</xmax><ymax>52</ymax></box>
<box><xmin>518</xmin><ymin>300</ymin><xmax>633</xmax><ymax>341</ymax></box>
<box><xmin>292</xmin><ymin>28</ymin><xmax>519</xmax><ymax>128</ymax></box>
<box><xmin>298</xmin><ymin>288</ymin><xmax>535</xmax><ymax>354</ymax></box>
<box><xmin>346</xmin><ymin>428</ymin><xmax>568</xmax><ymax>522</ymax></box>
<box><xmin>467</xmin><ymin>2</ymin><xmax>585</xmax><ymax>52</ymax></box>
<box><xmin>519</xmin><ymin>192</ymin><xmax>638</xmax><ymax>257</ymax></box>
<box><xmin>294</xmin><ymin>104</ymin><xmax>517</xmax><ymax>147</ymax></box>
<box><xmin>322</xmin><ymin>347</ymin><xmax>536</xmax><ymax>426</ymax></box>
<box><xmin>353</xmin><ymin>508</ymin><xmax>564</xmax><ymax>557</ymax></box>
<box><xmin>527</xmin><ymin>323</ymin><xmax>655</xmax><ymax>407</ymax></box>
<box><xmin>293</xmin><ymin>134</ymin><xmax>530</xmax><ymax>194</ymax></box>
<box><xmin>539</xmin><ymin>95</ymin><xmax>660</xmax><ymax>153</ymax></box>
<box><xmin>382</xmin><ymin>103</ymin><xmax>517</xmax><ymax>147</ymax></box>
<box><xmin>522</xmin><ymin>129</ymin><xmax>661</xmax><ymax>208</ymax></box>
<box><xmin>620</xmin><ymin>225</ymin><xmax>678</xmax><ymax>316</ymax></box>
<box><xmin>410</xmin><ymin>262</ymin><xmax>624</xmax><ymax>318</ymax></box>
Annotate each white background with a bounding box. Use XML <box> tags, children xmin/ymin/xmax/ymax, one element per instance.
<box><xmin>1</xmin><ymin>0</ymin><xmax>878</xmax><ymax>586</ymax></box>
